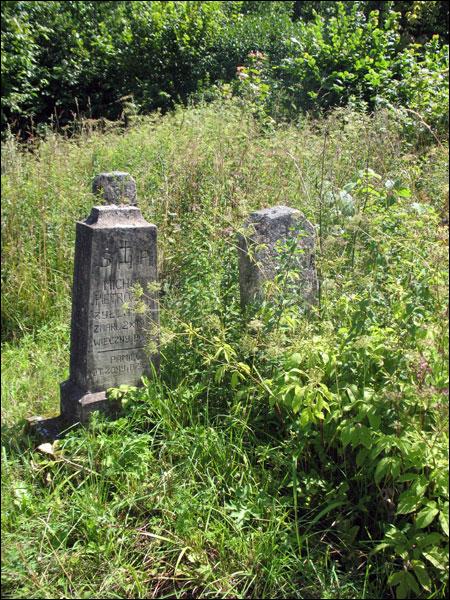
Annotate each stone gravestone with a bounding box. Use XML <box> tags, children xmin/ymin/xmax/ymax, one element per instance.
<box><xmin>27</xmin><ymin>173</ymin><xmax>158</xmax><ymax>437</ymax></box>
<box><xmin>59</xmin><ymin>172</ymin><xmax>159</xmax><ymax>424</ymax></box>
<box><xmin>238</xmin><ymin>205</ymin><xmax>318</xmax><ymax>310</ymax></box>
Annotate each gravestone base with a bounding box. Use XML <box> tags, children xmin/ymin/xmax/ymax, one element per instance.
<box><xmin>60</xmin><ymin>380</ymin><xmax>121</xmax><ymax>424</ymax></box>
<box><xmin>25</xmin><ymin>384</ymin><xmax>122</xmax><ymax>441</ymax></box>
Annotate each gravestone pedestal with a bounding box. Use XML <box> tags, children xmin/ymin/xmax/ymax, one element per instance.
<box><xmin>238</xmin><ymin>205</ymin><xmax>318</xmax><ymax>309</ymax></box>
<box><xmin>60</xmin><ymin>382</ymin><xmax>116</xmax><ymax>425</ymax></box>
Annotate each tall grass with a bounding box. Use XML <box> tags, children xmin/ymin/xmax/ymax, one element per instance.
<box><xmin>3</xmin><ymin>99</ymin><xmax>447</xmax><ymax>342</ymax></box>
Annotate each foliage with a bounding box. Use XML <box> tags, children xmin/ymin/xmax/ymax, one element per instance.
<box><xmin>293</xmin><ymin>1</ymin><xmax>449</xmax><ymax>43</ymax></box>
<box><xmin>153</xmin><ymin>158</ymin><xmax>448</xmax><ymax>598</ymax></box>
<box><xmin>1</xmin><ymin>1</ymin><xmax>229</xmax><ymax>130</ymax></box>
<box><xmin>1</xmin><ymin>1</ymin><xmax>448</xmax><ymax>135</ymax></box>
<box><xmin>231</xmin><ymin>4</ymin><xmax>448</xmax><ymax>139</ymax></box>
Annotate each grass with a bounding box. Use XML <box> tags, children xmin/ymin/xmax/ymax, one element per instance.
<box><xmin>1</xmin><ymin>99</ymin><xmax>448</xmax><ymax>598</ymax></box>
<box><xmin>1</xmin><ymin>384</ymin><xmax>384</xmax><ymax>599</ymax></box>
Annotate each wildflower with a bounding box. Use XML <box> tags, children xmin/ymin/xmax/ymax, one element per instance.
<box><xmin>248</xmin><ymin>50</ymin><xmax>267</xmax><ymax>61</ymax></box>
<box><xmin>236</xmin><ymin>66</ymin><xmax>249</xmax><ymax>80</ymax></box>
<box><xmin>248</xmin><ymin>319</ymin><xmax>263</xmax><ymax>332</ymax></box>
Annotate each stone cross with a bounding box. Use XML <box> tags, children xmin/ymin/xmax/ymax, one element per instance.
<box><xmin>60</xmin><ymin>172</ymin><xmax>159</xmax><ymax>424</ymax></box>
<box><xmin>238</xmin><ymin>205</ymin><xmax>318</xmax><ymax>310</ymax></box>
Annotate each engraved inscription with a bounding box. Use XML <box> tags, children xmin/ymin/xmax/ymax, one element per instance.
<box><xmin>94</xmin><ymin>290</ymin><xmax>136</xmax><ymax>307</ymax></box>
<box><xmin>93</xmin><ymin>320</ymin><xmax>134</xmax><ymax>334</ymax></box>
<box><xmin>82</xmin><ymin>225</ymin><xmax>158</xmax><ymax>390</ymax></box>
<box><xmin>98</xmin><ymin>240</ymin><xmax>153</xmax><ymax>268</ymax></box>
<box><xmin>92</xmin><ymin>363</ymin><xmax>143</xmax><ymax>377</ymax></box>
<box><xmin>93</xmin><ymin>333</ymin><xmax>146</xmax><ymax>349</ymax></box>
<box><xmin>110</xmin><ymin>351</ymin><xmax>141</xmax><ymax>363</ymax></box>
<box><xmin>89</xmin><ymin>262</ymin><xmax>156</xmax><ymax>387</ymax></box>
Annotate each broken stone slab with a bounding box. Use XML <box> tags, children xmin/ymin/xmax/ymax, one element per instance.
<box><xmin>25</xmin><ymin>415</ymin><xmax>71</xmax><ymax>442</ymax></box>
<box><xmin>238</xmin><ymin>205</ymin><xmax>318</xmax><ymax>310</ymax></box>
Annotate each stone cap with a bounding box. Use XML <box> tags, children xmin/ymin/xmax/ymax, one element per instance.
<box><xmin>92</xmin><ymin>172</ymin><xmax>137</xmax><ymax>205</ymax></box>
<box><xmin>82</xmin><ymin>205</ymin><xmax>155</xmax><ymax>228</ymax></box>
<box><xmin>248</xmin><ymin>205</ymin><xmax>299</xmax><ymax>222</ymax></box>
<box><xmin>243</xmin><ymin>205</ymin><xmax>315</xmax><ymax>238</ymax></box>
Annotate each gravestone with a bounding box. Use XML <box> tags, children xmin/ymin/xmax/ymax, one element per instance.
<box><xmin>59</xmin><ymin>172</ymin><xmax>159</xmax><ymax>424</ymax></box>
<box><xmin>238</xmin><ymin>205</ymin><xmax>318</xmax><ymax>309</ymax></box>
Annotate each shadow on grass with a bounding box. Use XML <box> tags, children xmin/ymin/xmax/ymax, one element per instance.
<box><xmin>1</xmin><ymin>415</ymin><xmax>79</xmax><ymax>457</ymax></box>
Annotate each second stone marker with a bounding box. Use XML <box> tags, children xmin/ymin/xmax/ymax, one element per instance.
<box><xmin>60</xmin><ymin>172</ymin><xmax>159</xmax><ymax>424</ymax></box>
<box><xmin>238</xmin><ymin>205</ymin><xmax>318</xmax><ymax>311</ymax></box>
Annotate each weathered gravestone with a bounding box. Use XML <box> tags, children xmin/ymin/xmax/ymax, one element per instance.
<box><xmin>59</xmin><ymin>172</ymin><xmax>159</xmax><ymax>424</ymax></box>
<box><xmin>238</xmin><ymin>205</ymin><xmax>318</xmax><ymax>310</ymax></box>
<box><xmin>27</xmin><ymin>173</ymin><xmax>159</xmax><ymax>438</ymax></box>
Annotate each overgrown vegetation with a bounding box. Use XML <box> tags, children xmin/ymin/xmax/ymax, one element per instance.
<box><xmin>2</xmin><ymin>1</ymin><xmax>449</xmax><ymax>134</ymax></box>
<box><xmin>2</xmin><ymin>98</ymin><xmax>448</xmax><ymax>598</ymax></box>
<box><xmin>1</xmin><ymin>1</ymin><xmax>449</xmax><ymax>598</ymax></box>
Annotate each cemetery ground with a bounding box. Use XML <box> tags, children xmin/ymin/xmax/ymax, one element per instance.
<box><xmin>2</xmin><ymin>99</ymin><xmax>449</xmax><ymax>599</ymax></box>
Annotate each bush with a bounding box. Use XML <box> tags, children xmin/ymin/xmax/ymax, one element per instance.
<box><xmin>232</xmin><ymin>5</ymin><xmax>449</xmax><ymax>139</ymax></box>
<box><xmin>2</xmin><ymin>2</ymin><xmax>448</xmax><ymax>136</ymax></box>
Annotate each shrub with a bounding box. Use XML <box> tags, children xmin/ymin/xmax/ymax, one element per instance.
<box><xmin>2</xmin><ymin>2</ymin><xmax>448</xmax><ymax>136</ymax></box>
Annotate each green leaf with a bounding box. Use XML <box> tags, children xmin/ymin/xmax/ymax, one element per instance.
<box><xmin>395</xmin><ymin>580</ymin><xmax>408</xmax><ymax>599</ymax></box>
<box><xmin>438</xmin><ymin>506</ymin><xmax>449</xmax><ymax>536</ymax></box>
<box><xmin>340</xmin><ymin>424</ymin><xmax>356</xmax><ymax>449</ymax></box>
<box><xmin>415</xmin><ymin>507</ymin><xmax>439</xmax><ymax>529</ymax></box>
<box><xmin>367</xmin><ymin>407</ymin><xmax>381</xmax><ymax>429</ymax></box>
<box><xmin>365</xmin><ymin>168</ymin><xmax>382</xmax><ymax>180</ymax></box>
<box><xmin>230</xmin><ymin>371</ymin><xmax>240</xmax><ymax>389</ymax></box>
<box><xmin>344</xmin><ymin>385</ymin><xmax>358</xmax><ymax>403</ymax></box>
<box><xmin>416</xmin><ymin>532</ymin><xmax>443</xmax><ymax>548</ymax></box>
<box><xmin>358</xmin><ymin>426</ymin><xmax>373</xmax><ymax>449</ymax></box>
<box><xmin>388</xmin><ymin>571</ymin><xmax>405</xmax><ymax>586</ymax></box>
<box><xmin>299</xmin><ymin>410</ymin><xmax>311</xmax><ymax>427</ymax></box>
<box><xmin>411</xmin><ymin>561</ymin><xmax>431</xmax><ymax>591</ymax></box>
<box><xmin>292</xmin><ymin>393</ymin><xmax>302</xmax><ymax>414</ymax></box>
<box><xmin>375</xmin><ymin>457</ymin><xmax>392</xmax><ymax>485</ymax></box>
<box><xmin>356</xmin><ymin>447</ymin><xmax>369</xmax><ymax>467</ymax></box>
<box><xmin>237</xmin><ymin>362</ymin><xmax>251</xmax><ymax>375</ymax></box>
<box><xmin>422</xmin><ymin>548</ymin><xmax>448</xmax><ymax>571</ymax></box>
<box><xmin>305</xmin><ymin>501</ymin><xmax>346</xmax><ymax>531</ymax></box>
<box><xmin>403</xmin><ymin>572</ymin><xmax>420</xmax><ymax>595</ymax></box>
<box><xmin>411</xmin><ymin>475</ymin><xmax>428</xmax><ymax>498</ymax></box>
<box><xmin>373</xmin><ymin>542</ymin><xmax>391</xmax><ymax>553</ymax></box>
<box><xmin>214</xmin><ymin>365</ymin><xmax>226</xmax><ymax>383</ymax></box>
<box><xmin>389</xmin><ymin>571</ymin><xmax>419</xmax><ymax>599</ymax></box>
<box><xmin>286</xmin><ymin>353</ymin><xmax>302</xmax><ymax>367</ymax></box>
<box><xmin>396</xmin><ymin>490</ymin><xmax>421</xmax><ymax>515</ymax></box>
